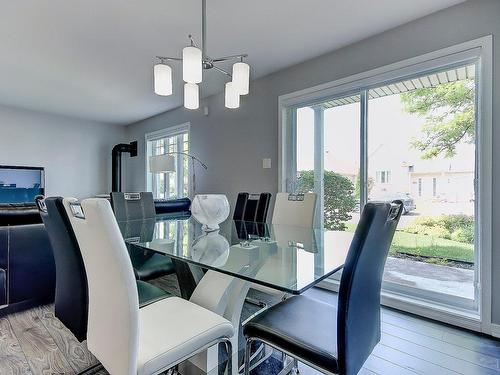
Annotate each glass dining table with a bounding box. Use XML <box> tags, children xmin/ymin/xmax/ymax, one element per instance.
<box><xmin>118</xmin><ymin>214</ymin><xmax>353</xmax><ymax>374</ymax></box>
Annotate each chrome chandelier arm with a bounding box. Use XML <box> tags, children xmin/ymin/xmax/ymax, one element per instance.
<box><xmin>156</xmin><ymin>56</ymin><xmax>182</xmax><ymax>62</ymax></box>
<box><xmin>212</xmin><ymin>54</ymin><xmax>248</xmax><ymax>62</ymax></box>
<box><xmin>212</xmin><ymin>65</ymin><xmax>232</xmax><ymax>78</ymax></box>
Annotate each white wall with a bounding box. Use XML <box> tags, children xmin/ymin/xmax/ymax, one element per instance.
<box><xmin>0</xmin><ymin>104</ymin><xmax>126</xmax><ymax>198</ymax></box>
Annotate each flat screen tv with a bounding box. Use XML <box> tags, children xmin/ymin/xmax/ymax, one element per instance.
<box><xmin>0</xmin><ymin>165</ymin><xmax>45</xmax><ymax>204</ymax></box>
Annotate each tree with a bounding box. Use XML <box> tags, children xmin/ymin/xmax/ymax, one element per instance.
<box><xmin>400</xmin><ymin>79</ymin><xmax>475</xmax><ymax>159</ymax></box>
<box><xmin>354</xmin><ymin>172</ymin><xmax>374</xmax><ymax>199</ymax></box>
<box><xmin>297</xmin><ymin>170</ymin><xmax>357</xmax><ymax>231</ymax></box>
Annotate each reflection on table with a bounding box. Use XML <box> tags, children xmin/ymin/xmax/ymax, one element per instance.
<box><xmin>119</xmin><ymin>217</ymin><xmax>352</xmax><ymax>295</ymax></box>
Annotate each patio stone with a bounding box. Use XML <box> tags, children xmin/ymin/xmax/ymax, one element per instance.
<box><xmin>383</xmin><ymin>257</ymin><xmax>474</xmax><ymax>300</ymax></box>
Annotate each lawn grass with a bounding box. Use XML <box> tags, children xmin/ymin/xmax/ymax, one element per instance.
<box><xmin>345</xmin><ymin>223</ymin><xmax>474</xmax><ymax>263</ymax></box>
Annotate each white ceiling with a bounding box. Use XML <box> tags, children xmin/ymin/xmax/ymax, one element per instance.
<box><xmin>0</xmin><ymin>0</ymin><xmax>464</xmax><ymax>125</ymax></box>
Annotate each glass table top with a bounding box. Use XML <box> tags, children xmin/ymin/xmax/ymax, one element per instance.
<box><xmin>118</xmin><ymin>216</ymin><xmax>352</xmax><ymax>295</ymax></box>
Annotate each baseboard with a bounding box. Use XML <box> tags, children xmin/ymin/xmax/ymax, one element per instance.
<box><xmin>0</xmin><ymin>297</ymin><xmax>53</xmax><ymax>317</ymax></box>
<box><xmin>380</xmin><ymin>290</ymin><xmax>481</xmax><ymax>332</ymax></box>
<box><xmin>491</xmin><ymin>324</ymin><xmax>500</xmax><ymax>338</ymax></box>
<box><xmin>318</xmin><ymin>279</ymin><xmax>482</xmax><ymax>334</ymax></box>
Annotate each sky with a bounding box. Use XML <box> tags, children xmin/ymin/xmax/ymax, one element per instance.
<box><xmin>296</xmin><ymin>94</ymin><xmax>475</xmax><ymax>176</ymax></box>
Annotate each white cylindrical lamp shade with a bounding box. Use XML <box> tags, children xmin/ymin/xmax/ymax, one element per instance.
<box><xmin>153</xmin><ymin>64</ymin><xmax>172</xmax><ymax>96</ymax></box>
<box><xmin>182</xmin><ymin>46</ymin><xmax>202</xmax><ymax>83</ymax></box>
<box><xmin>149</xmin><ymin>154</ymin><xmax>176</xmax><ymax>173</ymax></box>
<box><xmin>184</xmin><ymin>83</ymin><xmax>199</xmax><ymax>109</ymax></box>
<box><xmin>225</xmin><ymin>82</ymin><xmax>240</xmax><ymax>109</ymax></box>
<box><xmin>232</xmin><ymin>62</ymin><xmax>249</xmax><ymax>95</ymax></box>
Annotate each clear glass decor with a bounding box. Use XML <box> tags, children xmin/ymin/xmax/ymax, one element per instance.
<box><xmin>191</xmin><ymin>194</ymin><xmax>230</xmax><ymax>231</ymax></box>
<box><xmin>192</xmin><ymin>231</ymin><xmax>230</xmax><ymax>267</ymax></box>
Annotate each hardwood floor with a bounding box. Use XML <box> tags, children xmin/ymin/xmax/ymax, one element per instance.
<box><xmin>0</xmin><ymin>276</ymin><xmax>499</xmax><ymax>375</ymax></box>
<box><xmin>0</xmin><ymin>305</ymin><xmax>95</xmax><ymax>374</ymax></box>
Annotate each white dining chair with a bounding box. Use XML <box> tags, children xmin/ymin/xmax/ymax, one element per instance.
<box><xmin>244</xmin><ymin>192</ymin><xmax>317</xmax><ymax>370</ymax></box>
<box><xmin>246</xmin><ymin>192</ymin><xmax>317</xmax><ymax>296</ymax></box>
<box><xmin>271</xmin><ymin>192</ymin><xmax>317</xmax><ymax>228</ymax></box>
<box><xmin>251</xmin><ymin>192</ymin><xmax>317</xmax><ymax>294</ymax></box>
<box><xmin>63</xmin><ymin>197</ymin><xmax>234</xmax><ymax>375</ymax></box>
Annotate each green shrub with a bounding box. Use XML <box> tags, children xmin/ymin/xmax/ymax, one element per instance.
<box><xmin>441</xmin><ymin>215</ymin><xmax>474</xmax><ymax>233</ymax></box>
<box><xmin>427</xmin><ymin>226</ymin><xmax>452</xmax><ymax>239</ymax></box>
<box><xmin>402</xmin><ymin>214</ymin><xmax>474</xmax><ymax>244</ymax></box>
<box><xmin>297</xmin><ymin>170</ymin><xmax>357</xmax><ymax>231</ymax></box>
<box><xmin>412</xmin><ymin>216</ymin><xmax>440</xmax><ymax>227</ymax></box>
<box><xmin>451</xmin><ymin>227</ymin><xmax>474</xmax><ymax>244</ymax></box>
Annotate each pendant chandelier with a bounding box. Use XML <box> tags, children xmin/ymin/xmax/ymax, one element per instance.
<box><xmin>153</xmin><ymin>0</ymin><xmax>250</xmax><ymax>110</ymax></box>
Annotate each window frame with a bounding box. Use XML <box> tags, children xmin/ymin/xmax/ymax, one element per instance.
<box><xmin>278</xmin><ymin>36</ymin><xmax>493</xmax><ymax>333</ymax></box>
<box><xmin>145</xmin><ymin>123</ymin><xmax>191</xmax><ymax>199</ymax></box>
<box><xmin>376</xmin><ymin>170</ymin><xmax>390</xmax><ymax>184</ymax></box>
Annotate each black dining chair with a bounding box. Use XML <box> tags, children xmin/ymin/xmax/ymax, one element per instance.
<box><xmin>110</xmin><ymin>192</ymin><xmax>156</xmax><ymax>221</ymax></box>
<box><xmin>110</xmin><ymin>192</ymin><xmax>176</xmax><ymax>281</ymax></box>
<box><xmin>36</xmin><ymin>196</ymin><xmax>171</xmax><ymax>343</ymax></box>
<box><xmin>233</xmin><ymin>192</ymin><xmax>272</xmax><ymax>244</ymax></box>
<box><xmin>255</xmin><ymin>193</ymin><xmax>272</xmax><ymax>223</ymax></box>
<box><xmin>233</xmin><ymin>192</ymin><xmax>271</xmax><ymax>223</ymax></box>
<box><xmin>243</xmin><ymin>200</ymin><xmax>403</xmax><ymax>375</ymax></box>
<box><xmin>35</xmin><ymin>196</ymin><xmax>89</xmax><ymax>341</ymax></box>
<box><xmin>233</xmin><ymin>192</ymin><xmax>249</xmax><ymax>221</ymax></box>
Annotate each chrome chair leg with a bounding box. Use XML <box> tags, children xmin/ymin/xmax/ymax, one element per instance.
<box><xmin>244</xmin><ymin>339</ymin><xmax>253</xmax><ymax>375</ymax></box>
<box><xmin>281</xmin><ymin>351</ymin><xmax>287</xmax><ymax>365</ymax></box>
<box><xmin>225</xmin><ymin>339</ymin><xmax>233</xmax><ymax>375</ymax></box>
<box><xmin>293</xmin><ymin>358</ymin><xmax>300</xmax><ymax>374</ymax></box>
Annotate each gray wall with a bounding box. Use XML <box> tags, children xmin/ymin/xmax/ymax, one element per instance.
<box><xmin>125</xmin><ymin>0</ymin><xmax>500</xmax><ymax>322</ymax></box>
<box><xmin>0</xmin><ymin>104</ymin><xmax>126</xmax><ymax>198</ymax></box>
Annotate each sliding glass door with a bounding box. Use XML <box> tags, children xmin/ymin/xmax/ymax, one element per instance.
<box><xmin>293</xmin><ymin>96</ymin><xmax>361</xmax><ymax>231</ymax></box>
<box><xmin>367</xmin><ymin>66</ymin><xmax>477</xmax><ymax>310</ymax></box>
<box><xmin>283</xmin><ymin>61</ymin><xmax>479</xmax><ymax>312</ymax></box>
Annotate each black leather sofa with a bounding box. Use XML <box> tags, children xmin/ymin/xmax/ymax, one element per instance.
<box><xmin>0</xmin><ymin>204</ymin><xmax>55</xmax><ymax>314</ymax></box>
<box><xmin>154</xmin><ymin>197</ymin><xmax>191</xmax><ymax>216</ymax></box>
<box><xmin>0</xmin><ymin>197</ymin><xmax>191</xmax><ymax>314</ymax></box>
<box><xmin>0</xmin><ymin>203</ymin><xmax>43</xmax><ymax>226</ymax></box>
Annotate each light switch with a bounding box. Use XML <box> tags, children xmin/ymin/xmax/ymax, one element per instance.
<box><xmin>263</xmin><ymin>158</ymin><xmax>271</xmax><ymax>169</ymax></box>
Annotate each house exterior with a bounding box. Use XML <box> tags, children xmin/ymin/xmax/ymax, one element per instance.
<box><xmin>409</xmin><ymin>171</ymin><xmax>474</xmax><ymax>202</ymax></box>
<box><xmin>368</xmin><ymin>143</ymin><xmax>474</xmax><ymax>204</ymax></box>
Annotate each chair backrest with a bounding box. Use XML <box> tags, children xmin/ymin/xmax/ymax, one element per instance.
<box><xmin>336</xmin><ymin>201</ymin><xmax>403</xmax><ymax>375</ymax></box>
<box><xmin>271</xmin><ymin>192</ymin><xmax>317</xmax><ymax>228</ymax></box>
<box><xmin>233</xmin><ymin>192</ymin><xmax>272</xmax><ymax>222</ymax></box>
<box><xmin>255</xmin><ymin>193</ymin><xmax>271</xmax><ymax>223</ymax></box>
<box><xmin>35</xmin><ymin>196</ymin><xmax>88</xmax><ymax>342</ymax></box>
<box><xmin>63</xmin><ymin>198</ymin><xmax>139</xmax><ymax>375</ymax></box>
<box><xmin>110</xmin><ymin>192</ymin><xmax>155</xmax><ymax>221</ymax></box>
<box><xmin>233</xmin><ymin>192</ymin><xmax>249</xmax><ymax>220</ymax></box>
<box><xmin>243</xmin><ymin>194</ymin><xmax>260</xmax><ymax>222</ymax></box>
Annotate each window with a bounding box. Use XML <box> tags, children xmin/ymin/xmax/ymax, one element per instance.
<box><xmin>146</xmin><ymin>124</ymin><xmax>190</xmax><ymax>199</ymax></box>
<box><xmin>376</xmin><ymin>170</ymin><xmax>390</xmax><ymax>184</ymax></box>
<box><xmin>279</xmin><ymin>37</ymin><xmax>493</xmax><ymax>327</ymax></box>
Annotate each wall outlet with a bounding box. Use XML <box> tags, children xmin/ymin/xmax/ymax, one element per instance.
<box><xmin>263</xmin><ymin>158</ymin><xmax>271</xmax><ymax>169</ymax></box>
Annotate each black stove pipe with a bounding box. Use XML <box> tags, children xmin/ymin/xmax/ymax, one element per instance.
<box><xmin>111</xmin><ymin>141</ymin><xmax>137</xmax><ymax>192</ymax></box>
